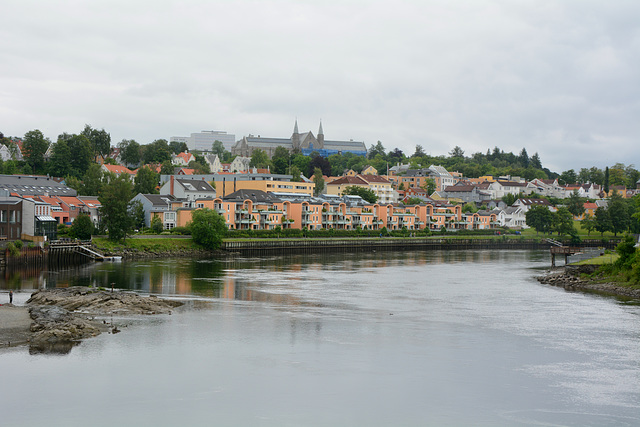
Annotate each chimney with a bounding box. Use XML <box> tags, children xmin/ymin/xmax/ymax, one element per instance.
<box><xmin>170</xmin><ymin>175</ymin><xmax>174</xmax><ymax>195</ymax></box>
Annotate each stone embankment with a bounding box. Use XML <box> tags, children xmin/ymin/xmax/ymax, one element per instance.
<box><xmin>537</xmin><ymin>266</ymin><xmax>640</xmax><ymax>299</ymax></box>
<box><xmin>0</xmin><ymin>287</ymin><xmax>183</xmax><ymax>354</ymax></box>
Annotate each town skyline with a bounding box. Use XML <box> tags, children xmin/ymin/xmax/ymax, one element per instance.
<box><xmin>2</xmin><ymin>1</ymin><xmax>639</xmax><ymax>173</ymax></box>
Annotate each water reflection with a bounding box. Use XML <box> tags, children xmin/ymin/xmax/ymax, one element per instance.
<box><xmin>2</xmin><ymin>249</ymin><xmax>548</xmax><ymax>304</ymax></box>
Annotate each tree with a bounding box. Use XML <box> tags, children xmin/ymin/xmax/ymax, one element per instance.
<box><xmin>67</xmin><ymin>134</ymin><xmax>94</xmax><ymax>178</ymax></box>
<box><xmin>47</xmin><ymin>140</ymin><xmax>73</xmax><ymax>177</ymax></box>
<box><xmin>309</xmin><ymin>153</ymin><xmax>331</xmax><ymax>176</ymax></box>
<box><xmin>118</xmin><ymin>139</ymin><xmax>141</xmax><ymax>167</ymax></box>
<box><xmin>558</xmin><ymin>169</ymin><xmax>577</xmax><ymax>185</ymax></box>
<box><xmin>99</xmin><ymin>174</ymin><xmax>134</xmax><ymax>242</ymax></box>
<box><xmin>609</xmin><ymin>163</ymin><xmax>627</xmax><ymax>187</ymax></box>
<box><xmin>462</xmin><ymin>203</ymin><xmax>478</xmax><ymax>213</ymax></box>
<box><xmin>530</xmin><ymin>152</ymin><xmax>542</xmax><ymax>169</ymax></box>
<box><xmin>289</xmin><ymin>165</ymin><xmax>302</xmax><ymax>182</ymax></box>
<box><xmin>551</xmin><ymin>207</ymin><xmax>576</xmax><ymax>236</ymax></box>
<box><xmin>130</xmin><ymin>200</ymin><xmax>146</xmax><ymax>231</ymax></box>
<box><xmin>502</xmin><ymin>193</ymin><xmax>516</xmax><ymax>206</ymax></box>
<box><xmin>134</xmin><ymin>166</ymin><xmax>159</xmax><ymax>194</ymax></box>
<box><xmin>368</xmin><ymin>141</ymin><xmax>385</xmax><ymax>159</ymax></box>
<box><xmin>412</xmin><ymin>144</ymin><xmax>426</xmax><ymax>158</ymax></box>
<box><xmin>342</xmin><ymin>186</ymin><xmax>378</xmax><ymax>203</ymax></box>
<box><xmin>387</xmin><ymin>148</ymin><xmax>404</xmax><ymax>163</ymax></box>
<box><xmin>594</xmin><ymin>207</ymin><xmax>612</xmax><ymax>236</ymax></box>
<box><xmin>189</xmin><ymin>208</ymin><xmax>226</xmax><ymax>249</ymax></box>
<box><xmin>170</xmin><ymin>140</ymin><xmax>188</xmax><ymax>155</ymax></box>
<box><xmin>525</xmin><ymin>205</ymin><xmax>554</xmax><ymax>235</ymax></box>
<box><xmin>71</xmin><ymin>214</ymin><xmax>94</xmax><ymax>240</ymax></box>
<box><xmin>581</xmin><ymin>214</ymin><xmax>596</xmax><ymax>236</ymax></box>
<box><xmin>142</xmin><ymin>139</ymin><xmax>171</xmax><ymax>164</ymax></box>
<box><xmin>518</xmin><ymin>148</ymin><xmax>529</xmax><ymax>168</ymax></box>
<box><xmin>160</xmin><ymin>160</ymin><xmax>174</xmax><ymax>175</ymax></box>
<box><xmin>604</xmin><ymin>167</ymin><xmax>610</xmax><ymax>194</ymax></box>
<box><xmin>249</xmin><ymin>148</ymin><xmax>270</xmax><ymax>168</ymax></box>
<box><xmin>608</xmin><ymin>190</ymin><xmax>629</xmax><ymax>236</ymax></box>
<box><xmin>82</xmin><ymin>124</ymin><xmax>111</xmax><ymax>159</ymax></box>
<box><xmin>211</xmin><ymin>140</ymin><xmax>225</xmax><ymax>157</ymax></box>
<box><xmin>81</xmin><ymin>163</ymin><xmax>104</xmax><ymax>196</ymax></box>
<box><xmin>313</xmin><ymin>167</ymin><xmax>324</xmax><ymax>196</ymax></box>
<box><xmin>151</xmin><ymin>216</ymin><xmax>163</xmax><ymax>234</ymax></box>
<box><xmin>421</xmin><ymin>178</ymin><xmax>436</xmax><ymax>195</ymax></box>
<box><xmin>22</xmin><ymin>129</ymin><xmax>50</xmax><ymax>173</ymax></box>
<box><xmin>449</xmin><ymin>146</ymin><xmax>465</xmax><ymax>158</ymax></box>
<box><xmin>566</xmin><ymin>190</ymin><xmax>585</xmax><ymax>218</ymax></box>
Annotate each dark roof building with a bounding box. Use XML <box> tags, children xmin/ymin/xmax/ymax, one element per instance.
<box><xmin>0</xmin><ymin>175</ymin><xmax>77</xmax><ymax>197</ymax></box>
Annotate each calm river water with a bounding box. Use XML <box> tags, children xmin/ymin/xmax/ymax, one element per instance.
<box><xmin>1</xmin><ymin>250</ymin><xmax>639</xmax><ymax>426</ymax></box>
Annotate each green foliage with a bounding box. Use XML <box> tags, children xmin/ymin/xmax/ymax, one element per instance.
<box><xmin>142</xmin><ymin>139</ymin><xmax>172</xmax><ymax>164</ymax></box>
<box><xmin>13</xmin><ymin>240</ymin><xmax>23</xmax><ymax>249</ymax></box>
<box><xmin>99</xmin><ymin>174</ymin><xmax>134</xmax><ymax>241</ymax></box>
<box><xmin>608</xmin><ymin>191</ymin><xmax>629</xmax><ymax>236</ymax></box>
<box><xmin>594</xmin><ymin>207</ymin><xmax>612</xmax><ymax>236</ymax></box>
<box><xmin>462</xmin><ymin>202</ymin><xmax>478</xmax><ymax>213</ymax></box>
<box><xmin>189</xmin><ymin>208</ymin><xmax>227</xmax><ymax>249</ymax></box>
<box><xmin>22</xmin><ymin>129</ymin><xmax>50</xmax><ymax>173</ymax></box>
<box><xmin>615</xmin><ymin>235</ymin><xmax>636</xmax><ymax>268</ymax></box>
<box><xmin>313</xmin><ymin>167</ymin><xmax>324</xmax><ymax>195</ymax></box>
<box><xmin>249</xmin><ymin>148</ymin><xmax>271</xmax><ymax>169</ymax></box>
<box><xmin>581</xmin><ymin>214</ymin><xmax>596</xmax><ymax>235</ymax></box>
<box><xmin>82</xmin><ymin>124</ymin><xmax>111</xmax><ymax>159</ymax></box>
<box><xmin>525</xmin><ymin>205</ymin><xmax>554</xmax><ymax>235</ymax></box>
<box><xmin>6</xmin><ymin>242</ymin><xmax>20</xmax><ymax>257</ymax></box>
<box><xmin>551</xmin><ymin>207</ymin><xmax>576</xmax><ymax>236</ymax></box>
<box><xmin>130</xmin><ymin>200</ymin><xmax>146</xmax><ymax>231</ymax></box>
<box><xmin>342</xmin><ymin>186</ymin><xmax>378</xmax><ymax>203</ymax></box>
<box><xmin>71</xmin><ymin>214</ymin><xmax>94</xmax><ymax>240</ymax></box>
<box><xmin>566</xmin><ymin>190</ymin><xmax>585</xmax><ymax>217</ymax></box>
<box><xmin>118</xmin><ymin>139</ymin><xmax>141</xmax><ymax>166</ymax></box>
<box><xmin>289</xmin><ymin>165</ymin><xmax>302</xmax><ymax>181</ymax></box>
<box><xmin>134</xmin><ymin>166</ymin><xmax>159</xmax><ymax>194</ymax></box>
<box><xmin>151</xmin><ymin>216</ymin><xmax>163</xmax><ymax>234</ymax></box>
<box><xmin>170</xmin><ymin>140</ymin><xmax>188</xmax><ymax>154</ymax></box>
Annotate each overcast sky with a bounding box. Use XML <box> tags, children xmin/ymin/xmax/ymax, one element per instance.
<box><xmin>2</xmin><ymin>0</ymin><xmax>639</xmax><ymax>173</ymax></box>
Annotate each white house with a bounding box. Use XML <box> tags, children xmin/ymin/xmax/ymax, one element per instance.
<box><xmin>160</xmin><ymin>176</ymin><xmax>216</xmax><ymax>205</ymax></box>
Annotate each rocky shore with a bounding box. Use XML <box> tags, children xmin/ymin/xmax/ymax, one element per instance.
<box><xmin>1</xmin><ymin>287</ymin><xmax>183</xmax><ymax>354</ymax></box>
<box><xmin>537</xmin><ymin>265</ymin><xmax>640</xmax><ymax>300</ymax></box>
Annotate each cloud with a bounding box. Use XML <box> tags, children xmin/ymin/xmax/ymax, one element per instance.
<box><xmin>1</xmin><ymin>0</ymin><xmax>639</xmax><ymax>173</ymax></box>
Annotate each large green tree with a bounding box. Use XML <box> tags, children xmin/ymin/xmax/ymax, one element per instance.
<box><xmin>525</xmin><ymin>205</ymin><xmax>554</xmax><ymax>235</ymax></box>
<box><xmin>608</xmin><ymin>191</ymin><xmax>629</xmax><ymax>236</ymax></box>
<box><xmin>134</xmin><ymin>166</ymin><xmax>159</xmax><ymax>194</ymax></box>
<box><xmin>71</xmin><ymin>213</ymin><xmax>94</xmax><ymax>240</ymax></box>
<box><xmin>594</xmin><ymin>207</ymin><xmax>612</xmax><ymax>236</ymax></box>
<box><xmin>211</xmin><ymin>140</ymin><xmax>225</xmax><ymax>157</ymax></box>
<box><xmin>313</xmin><ymin>167</ymin><xmax>324</xmax><ymax>196</ymax></box>
<box><xmin>118</xmin><ymin>139</ymin><xmax>141</xmax><ymax>167</ymax></box>
<box><xmin>22</xmin><ymin>129</ymin><xmax>50</xmax><ymax>173</ymax></box>
<box><xmin>47</xmin><ymin>140</ymin><xmax>73</xmax><ymax>177</ymax></box>
<box><xmin>249</xmin><ymin>149</ymin><xmax>270</xmax><ymax>168</ymax></box>
<box><xmin>82</xmin><ymin>124</ymin><xmax>111</xmax><ymax>159</ymax></box>
<box><xmin>551</xmin><ymin>207</ymin><xmax>576</xmax><ymax>236</ymax></box>
<box><xmin>189</xmin><ymin>208</ymin><xmax>227</xmax><ymax>249</ymax></box>
<box><xmin>99</xmin><ymin>174</ymin><xmax>134</xmax><ymax>241</ymax></box>
<box><xmin>142</xmin><ymin>139</ymin><xmax>172</xmax><ymax>164</ymax></box>
<box><xmin>67</xmin><ymin>134</ymin><xmax>94</xmax><ymax>178</ymax></box>
<box><xmin>566</xmin><ymin>190</ymin><xmax>585</xmax><ymax>218</ymax></box>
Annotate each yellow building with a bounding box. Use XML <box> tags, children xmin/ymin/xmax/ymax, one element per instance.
<box><xmin>214</xmin><ymin>177</ymin><xmax>315</xmax><ymax>197</ymax></box>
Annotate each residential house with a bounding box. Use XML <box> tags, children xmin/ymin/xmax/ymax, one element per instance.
<box><xmin>361</xmin><ymin>165</ymin><xmax>378</xmax><ymax>175</ymax></box>
<box><xmin>441</xmin><ymin>182</ymin><xmax>492</xmax><ymax>204</ymax></box>
<box><xmin>204</xmin><ymin>154</ymin><xmax>222</xmax><ymax>173</ymax></box>
<box><xmin>172</xmin><ymin>152</ymin><xmax>196</xmax><ymax>166</ymax></box>
<box><xmin>160</xmin><ymin>177</ymin><xmax>216</xmax><ymax>205</ymax></box>
<box><xmin>428</xmin><ymin>165</ymin><xmax>457</xmax><ymax>191</ymax></box>
<box><xmin>101</xmin><ymin>164</ymin><xmax>136</xmax><ymax>178</ymax></box>
<box><xmin>131</xmin><ymin>193</ymin><xmax>177</xmax><ymax>228</ymax></box>
<box><xmin>513</xmin><ymin>198</ymin><xmax>557</xmax><ymax>212</ymax></box>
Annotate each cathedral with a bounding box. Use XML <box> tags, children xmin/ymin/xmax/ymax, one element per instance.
<box><xmin>231</xmin><ymin>120</ymin><xmax>367</xmax><ymax>158</ymax></box>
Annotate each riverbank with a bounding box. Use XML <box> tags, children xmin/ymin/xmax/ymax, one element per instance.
<box><xmin>0</xmin><ymin>287</ymin><xmax>183</xmax><ymax>353</ymax></box>
<box><xmin>537</xmin><ymin>265</ymin><xmax>640</xmax><ymax>300</ymax></box>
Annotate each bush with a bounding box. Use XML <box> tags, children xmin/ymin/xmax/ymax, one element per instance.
<box><xmin>170</xmin><ymin>226</ymin><xmax>191</xmax><ymax>235</ymax></box>
<box><xmin>6</xmin><ymin>242</ymin><xmax>20</xmax><ymax>256</ymax></box>
<box><xmin>13</xmin><ymin>240</ymin><xmax>23</xmax><ymax>249</ymax></box>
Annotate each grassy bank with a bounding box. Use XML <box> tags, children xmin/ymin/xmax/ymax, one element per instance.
<box><xmin>92</xmin><ymin>237</ymin><xmax>203</xmax><ymax>253</ymax></box>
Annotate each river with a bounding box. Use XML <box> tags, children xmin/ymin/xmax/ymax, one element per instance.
<box><xmin>1</xmin><ymin>249</ymin><xmax>639</xmax><ymax>426</ymax></box>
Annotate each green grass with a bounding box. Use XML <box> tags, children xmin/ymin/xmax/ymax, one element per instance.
<box><xmin>517</xmin><ymin>220</ymin><xmax>619</xmax><ymax>239</ymax></box>
<box><xmin>573</xmin><ymin>253</ymin><xmax>619</xmax><ymax>265</ymax></box>
<box><xmin>93</xmin><ymin>237</ymin><xmax>202</xmax><ymax>252</ymax></box>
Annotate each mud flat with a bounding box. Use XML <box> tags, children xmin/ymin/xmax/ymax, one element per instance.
<box><xmin>0</xmin><ymin>287</ymin><xmax>183</xmax><ymax>354</ymax></box>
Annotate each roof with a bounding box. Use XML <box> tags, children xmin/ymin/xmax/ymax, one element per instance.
<box><xmin>327</xmin><ymin>176</ymin><xmax>369</xmax><ymax>186</ymax></box>
<box><xmin>359</xmin><ymin>174</ymin><xmax>391</xmax><ymax>184</ymax></box>
<box><xmin>517</xmin><ymin>198</ymin><xmax>552</xmax><ymax>206</ymax></box>
<box><xmin>176</xmin><ymin>179</ymin><xmax>215</xmax><ymax>192</ymax></box>
<box><xmin>223</xmin><ymin>189</ymin><xmax>282</xmax><ymax>203</ymax></box>
<box><xmin>138</xmin><ymin>194</ymin><xmax>177</xmax><ymax>207</ymax></box>
<box><xmin>103</xmin><ymin>164</ymin><xmax>135</xmax><ymax>175</ymax></box>
<box><xmin>0</xmin><ymin>174</ymin><xmax>77</xmax><ymax>196</ymax></box>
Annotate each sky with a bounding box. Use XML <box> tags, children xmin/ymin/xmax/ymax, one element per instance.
<box><xmin>2</xmin><ymin>0</ymin><xmax>639</xmax><ymax>174</ymax></box>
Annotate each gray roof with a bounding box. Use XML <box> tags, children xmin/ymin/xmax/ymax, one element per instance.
<box><xmin>224</xmin><ymin>189</ymin><xmax>282</xmax><ymax>203</ymax></box>
<box><xmin>176</xmin><ymin>179</ymin><xmax>215</xmax><ymax>192</ymax></box>
<box><xmin>139</xmin><ymin>194</ymin><xmax>176</xmax><ymax>207</ymax></box>
<box><xmin>0</xmin><ymin>175</ymin><xmax>77</xmax><ymax>196</ymax></box>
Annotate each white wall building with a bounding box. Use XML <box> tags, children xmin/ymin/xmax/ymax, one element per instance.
<box><xmin>170</xmin><ymin>130</ymin><xmax>236</xmax><ymax>152</ymax></box>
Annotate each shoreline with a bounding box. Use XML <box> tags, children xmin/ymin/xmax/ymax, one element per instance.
<box><xmin>537</xmin><ymin>266</ymin><xmax>640</xmax><ymax>300</ymax></box>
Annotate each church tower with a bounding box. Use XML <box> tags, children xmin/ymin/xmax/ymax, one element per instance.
<box><xmin>291</xmin><ymin>119</ymin><xmax>300</xmax><ymax>151</ymax></box>
<box><xmin>317</xmin><ymin>120</ymin><xmax>325</xmax><ymax>149</ymax></box>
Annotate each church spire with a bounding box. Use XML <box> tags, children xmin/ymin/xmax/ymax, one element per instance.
<box><xmin>293</xmin><ymin>118</ymin><xmax>299</xmax><ymax>134</ymax></box>
<box><xmin>317</xmin><ymin>119</ymin><xmax>325</xmax><ymax>149</ymax></box>
<box><xmin>318</xmin><ymin>120</ymin><xmax>324</xmax><ymax>136</ymax></box>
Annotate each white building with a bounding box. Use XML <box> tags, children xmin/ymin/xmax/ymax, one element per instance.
<box><xmin>170</xmin><ymin>130</ymin><xmax>236</xmax><ymax>152</ymax></box>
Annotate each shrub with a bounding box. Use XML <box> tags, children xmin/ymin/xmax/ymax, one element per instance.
<box><xmin>13</xmin><ymin>240</ymin><xmax>23</xmax><ymax>249</ymax></box>
<box><xmin>6</xmin><ymin>242</ymin><xmax>20</xmax><ymax>256</ymax></box>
